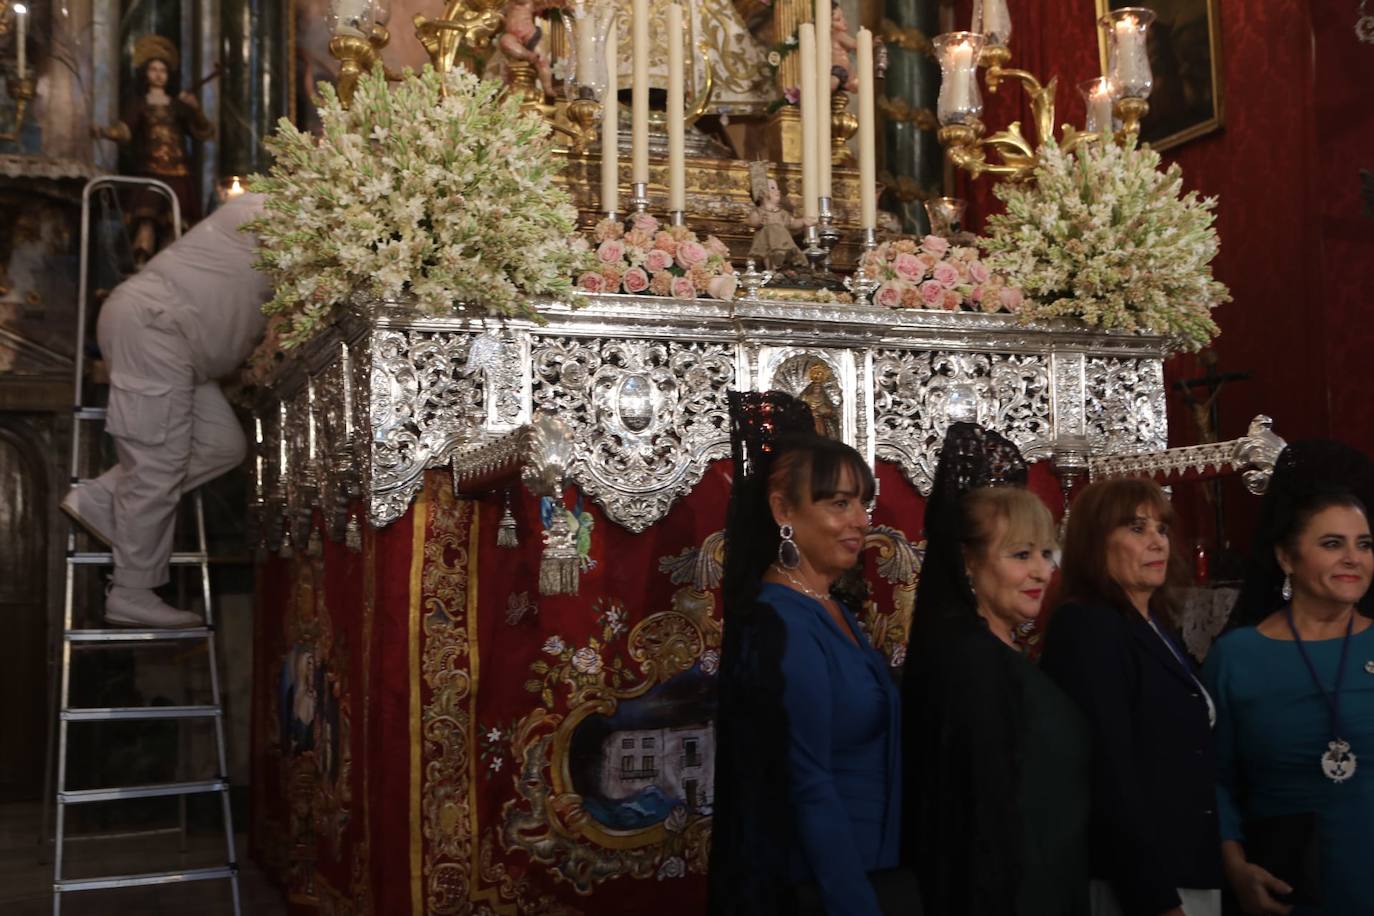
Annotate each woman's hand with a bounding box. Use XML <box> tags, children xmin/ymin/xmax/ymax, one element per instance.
<box><xmin>1230</xmin><ymin>863</ymin><xmax>1294</xmax><ymax>914</ymax></box>
<box><xmin>178</xmin><ymin>91</ymin><xmax>200</xmax><ymax>109</ymax></box>
<box><xmin>1223</xmin><ymin>842</ymin><xmax>1293</xmax><ymax>915</ymax></box>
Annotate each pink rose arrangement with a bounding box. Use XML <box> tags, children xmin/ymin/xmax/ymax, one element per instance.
<box><xmin>577</xmin><ymin>215</ymin><xmax>738</xmax><ymax>301</ymax></box>
<box><xmin>859</xmin><ymin>235</ymin><xmax>1024</xmax><ymax>314</ymax></box>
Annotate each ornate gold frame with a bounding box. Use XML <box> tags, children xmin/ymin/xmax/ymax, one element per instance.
<box><xmin>1094</xmin><ymin>0</ymin><xmax>1225</xmax><ymax>151</ymax></box>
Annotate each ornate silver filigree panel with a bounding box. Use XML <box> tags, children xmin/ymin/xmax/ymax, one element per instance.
<box><xmin>369</xmin><ymin>329</ymin><xmax>487</xmax><ymax>526</ymax></box>
<box><xmin>530</xmin><ymin>336</ymin><xmax>735</xmax><ymax>532</ymax></box>
<box><xmin>1085</xmin><ymin>357</ymin><xmax>1167</xmax><ymax>455</ymax></box>
<box><xmin>254</xmin><ymin>295</ymin><xmax>1174</xmax><ymax>538</ymax></box>
<box><xmin>872</xmin><ymin>350</ymin><xmax>1053</xmax><ymax>495</ymax></box>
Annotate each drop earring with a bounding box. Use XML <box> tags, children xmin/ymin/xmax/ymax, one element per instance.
<box><xmin>1281</xmin><ymin>573</ymin><xmax>1293</xmax><ymax>602</ymax></box>
<box><xmin>777</xmin><ymin>524</ymin><xmax>801</xmax><ymax>569</ymax></box>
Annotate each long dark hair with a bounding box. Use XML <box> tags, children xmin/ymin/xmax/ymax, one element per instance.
<box><xmin>721</xmin><ymin>431</ymin><xmax>874</xmax><ymax>615</ymax></box>
<box><xmin>1058</xmin><ymin>477</ymin><xmax>1189</xmax><ymax>623</ymax></box>
<box><xmin>1229</xmin><ymin>440</ymin><xmax>1374</xmax><ymax>629</ymax></box>
<box><xmin>135</xmin><ymin>56</ymin><xmax>183</xmax><ymax>97</ymax></box>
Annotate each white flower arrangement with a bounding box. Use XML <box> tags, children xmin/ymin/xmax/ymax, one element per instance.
<box><xmin>980</xmin><ymin>138</ymin><xmax>1230</xmax><ymax>351</ymax></box>
<box><xmin>245</xmin><ymin>65</ymin><xmax>590</xmax><ymax>348</ymax></box>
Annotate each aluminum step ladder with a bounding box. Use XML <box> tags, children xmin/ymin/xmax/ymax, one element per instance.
<box><xmin>46</xmin><ymin>176</ymin><xmax>241</xmax><ymax>915</ymax></box>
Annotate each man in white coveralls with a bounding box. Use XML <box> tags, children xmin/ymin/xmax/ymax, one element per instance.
<box><xmin>62</xmin><ymin>191</ymin><xmax>271</xmax><ymax>628</ymax></box>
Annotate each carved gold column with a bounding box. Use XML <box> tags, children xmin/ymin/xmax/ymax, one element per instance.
<box><xmin>767</xmin><ymin>0</ymin><xmax>811</xmax><ymax>164</ymax></box>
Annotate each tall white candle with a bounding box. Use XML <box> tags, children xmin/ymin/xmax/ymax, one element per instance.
<box><xmin>948</xmin><ymin>40</ymin><xmax>973</xmax><ymax>114</ymax></box>
<box><xmin>1114</xmin><ymin>17</ymin><xmax>1148</xmax><ymax>88</ymax></box>
<box><xmin>815</xmin><ymin>0</ymin><xmax>832</xmax><ymax>200</ymax></box>
<box><xmin>575</xmin><ymin>8</ymin><xmax>597</xmax><ymax>87</ymax></box>
<box><xmin>1086</xmin><ymin>78</ymin><xmax>1113</xmax><ymax>133</ymax></box>
<box><xmin>14</xmin><ymin>3</ymin><xmax>27</xmax><ymax>78</ymax></box>
<box><xmin>601</xmin><ymin>26</ymin><xmax>619</xmax><ymax>212</ymax></box>
<box><xmin>857</xmin><ymin>28</ymin><xmax>876</xmax><ymax>231</ymax></box>
<box><xmin>974</xmin><ymin>0</ymin><xmax>1012</xmax><ymax>46</ymax></box>
<box><xmin>799</xmin><ymin>23</ymin><xmax>819</xmax><ymax>221</ymax></box>
<box><xmin>667</xmin><ymin>3</ymin><xmax>685</xmax><ymax>212</ymax></box>
<box><xmin>631</xmin><ymin>0</ymin><xmax>650</xmax><ymax>185</ymax></box>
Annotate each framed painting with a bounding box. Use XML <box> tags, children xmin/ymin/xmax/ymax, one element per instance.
<box><xmin>1095</xmin><ymin>0</ymin><xmax>1225</xmax><ymax>151</ymax></box>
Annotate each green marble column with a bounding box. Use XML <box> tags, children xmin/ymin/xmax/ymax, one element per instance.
<box><xmin>219</xmin><ymin>0</ymin><xmax>287</xmax><ymax>178</ymax></box>
<box><xmin>882</xmin><ymin>0</ymin><xmax>941</xmax><ymax>233</ymax></box>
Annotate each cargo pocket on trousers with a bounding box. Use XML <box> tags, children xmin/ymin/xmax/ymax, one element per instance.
<box><xmin>106</xmin><ymin>372</ymin><xmax>175</xmax><ymax>446</ymax></box>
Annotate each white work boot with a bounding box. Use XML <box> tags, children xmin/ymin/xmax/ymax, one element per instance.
<box><xmin>105</xmin><ymin>586</ymin><xmax>203</xmax><ymax>629</ymax></box>
<box><xmin>61</xmin><ymin>483</ymin><xmax>115</xmax><ymax>547</ymax></box>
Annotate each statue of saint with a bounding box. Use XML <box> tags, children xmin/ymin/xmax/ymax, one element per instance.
<box><xmin>95</xmin><ymin>35</ymin><xmax>213</xmax><ymax>265</ymax></box>
<box><xmin>745</xmin><ymin>162</ymin><xmax>808</xmax><ymax>271</ymax></box>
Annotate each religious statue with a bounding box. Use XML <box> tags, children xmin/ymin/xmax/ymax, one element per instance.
<box><xmin>828</xmin><ymin>6</ymin><xmax>859</xmax><ymax>94</ymax></box>
<box><xmin>94</xmin><ymin>35</ymin><xmax>214</xmax><ymax>265</ymax></box>
<box><xmin>798</xmin><ymin>362</ymin><xmax>843</xmax><ymax>440</ymax></box>
<box><xmin>745</xmin><ymin>161</ymin><xmax>808</xmax><ymax>271</ymax></box>
<box><xmin>497</xmin><ymin>0</ymin><xmax>556</xmax><ymax>99</ymax></box>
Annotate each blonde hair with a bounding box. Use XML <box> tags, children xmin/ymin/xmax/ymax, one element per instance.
<box><xmin>961</xmin><ymin>487</ymin><xmax>1056</xmax><ymax>557</ymax></box>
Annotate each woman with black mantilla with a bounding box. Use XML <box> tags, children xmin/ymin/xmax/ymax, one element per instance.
<box><xmin>1205</xmin><ymin>440</ymin><xmax>1374</xmax><ymax>915</ymax></box>
<box><xmin>902</xmin><ymin>423</ymin><xmax>1091</xmax><ymax>916</ymax></box>
<box><xmin>708</xmin><ymin>391</ymin><xmax>906</xmax><ymax>916</ymax></box>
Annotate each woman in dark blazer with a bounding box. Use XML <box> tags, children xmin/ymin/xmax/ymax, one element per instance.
<box><xmin>1041</xmin><ymin>478</ymin><xmax>1221</xmax><ymax>916</ymax></box>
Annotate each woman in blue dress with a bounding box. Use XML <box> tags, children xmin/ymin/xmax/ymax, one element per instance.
<box><xmin>1204</xmin><ymin>440</ymin><xmax>1374</xmax><ymax>915</ymax></box>
<box><xmin>708</xmin><ymin>391</ymin><xmax>906</xmax><ymax>916</ymax></box>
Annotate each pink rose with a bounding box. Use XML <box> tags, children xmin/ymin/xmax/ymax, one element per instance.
<box><xmin>920</xmin><ymin>279</ymin><xmax>945</xmax><ymax>306</ymax></box>
<box><xmin>968</xmin><ymin>260</ymin><xmax>990</xmax><ymax>284</ymax></box>
<box><xmin>999</xmin><ymin>287</ymin><xmax>1024</xmax><ymax>312</ymax></box>
<box><xmin>677</xmin><ymin>240</ymin><xmax>708</xmax><ymax>269</ymax></box>
<box><xmin>631</xmin><ymin>213</ymin><xmax>660</xmax><ymax>234</ymax></box>
<box><xmin>645</xmin><ymin>248</ymin><xmax>674</xmax><ymax>272</ymax></box>
<box><xmin>892</xmin><ymin>252</ymin><xmax>923</xmax><ymax>282</ymax></box>
<box><xmin>932</xmin><ymin>260</ymin><xmax>960</xmax><ymax>288</ymax></box>
<box><xmin>688</xmin><ymin>266</ymin><xmax>714</xmax><ymax>290</ymax></box>
<box><xmin>859</xmin><ymin>251</ymin><xmax>884</xmax><ymax>275</ymax></box>
<box><xmin>970</xmin><ymin>285</ymin><xmax>985</xmax><ymax>303</ymax></box>
<box><xmin>941</xmin><ymin>289</ymin><xmax>962</xmax><ymax>311</ymax></box>
<box><xmin>920</xmin><ymin>234</ymin><xmax>950</xmax><ymax>257</ymax></box>
<box><xmin>892</xmin><ymin>239</ymin><xmax>918</xmax><ymax>255</ymax></box>
<box><xmin>916</xmin><ymin>252</ymin><xmax>938</xmax><ymax>271</ymax></box>
<box><xmin>625</xmin><ymin>228</ymin><xmax>653</xmax><ymax>248</ymax></box>
<box><xmin>577</xmin><ymin>271</ymin><xmax>606</xmax><ymax>293</ymax></box>
<box><xmin>706</xmin><ymin>274</ymin><xmax>739</xmax><ymax>300</ymax></box>
<box><xmin>705</xmin><ymin>236</ymin><xmax>730</xmax><ymax>257</ymax></box>
<box><xmin>600</xmin><ymin>266</ymin><xmax>624</xmax><ymax>289</ymax></box>
<box><xmin>623</xmin><ymin>266</ymin><xmax>650</xmax><ymax>293</ymax></box>
<box><xmin>671</xmin><ymin>276</ymin><xmax>698</xmax><ymax>300</ymax></box>
<box><xmin>900</xmin><ymin>285</ymin><xmax>920</xmax><ymax>308</ymax></box>
<box><xmin>596</xmin><ymin>239</ymin><xmax>625</xmax><ymax>264</ymax></box>
<box><xmin>874</xmin><ymin>282</ymin><xmax>903</xmax><ymax>308</ymax></box>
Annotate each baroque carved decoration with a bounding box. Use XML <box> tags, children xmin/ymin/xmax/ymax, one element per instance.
<box><xmin>529</xmin><ymin>337</ymin><xmax>736</xmax><ymax>533</ymax></box>
<box><xmin>254</xmin><ymin>296</ymin><xmax>1176</xmax><ymax>542</ymax></box>
<box><xmin>872</xmin><ymin>350</ymin><xmax>1052</xmax><ymax>495</ymax></box>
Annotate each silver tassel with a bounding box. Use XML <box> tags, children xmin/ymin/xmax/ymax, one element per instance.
<box><xmin>497</xmin><ymin>489</ymin><xmax>519</xmax><ymax>549</ymax></box>
<box><xmin>539</xmin><ymin>509</ymin><xmax>580</xmax><ymax>596</ymax></box>
<box><xmin>345</xmin><ymin>513</ymin><xmax>363</xmax><ymax>552</ymax></box>
<box><xmin>277</xmin><ymin>524</ymin><xmax>293</xmax><ymax>559</ymax></box>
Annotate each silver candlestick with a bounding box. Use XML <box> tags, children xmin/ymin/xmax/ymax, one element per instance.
<box><xmin>817</xmin><ymin>195</ymin><xmax>840</xmax><ymax>267</ymax></box>
<box><xmin>802</xmin><ymin>223</ymin><xmax>827</xmax><ymax>272</ymax></box>
<box><xmin>669</xmin><ymin>210</ymin><xmax>686</xmax><ymax>227</ymax></box>
<box><xmin>629</xmin><ymin>182</ymin><xmax>650</xmax><ymax>217</ymax></box>
<box><xmin>846</xmin><ymin>227</ymin><xmax>880</xmax><ymax>305</ymax></box>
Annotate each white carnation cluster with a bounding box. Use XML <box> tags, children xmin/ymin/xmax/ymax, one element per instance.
<box><xmin>980</xmin><ymin>138</ymin><xmax>1230</xmax><ymax>351</ymax></box>
<box><xmin>246</xmin><ymin>65</ymin><xmax>590</xmax><ymax>348</ymax></box>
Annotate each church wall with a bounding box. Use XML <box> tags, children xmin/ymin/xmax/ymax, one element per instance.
<box><xmin>951</xmin><ymin>0</ymin><xmax>1374</xmax><ymax>555</ymax></box>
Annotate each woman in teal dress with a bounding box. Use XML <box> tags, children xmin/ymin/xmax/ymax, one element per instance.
<box><xmin>1204</xmin><ymin>441</ymin><xmax>1374</xmax><ymax>915</ymax></box>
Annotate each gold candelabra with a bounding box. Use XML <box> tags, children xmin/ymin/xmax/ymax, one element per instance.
<box><xmin>0</xmin><ymin>75</ymin><xmax>34</xmax><ymax>142</ymax></box>
<box><xmin>933</xmin><ymin>6</ymin><xmax>1155</xmax><ymax>182</ymax></box>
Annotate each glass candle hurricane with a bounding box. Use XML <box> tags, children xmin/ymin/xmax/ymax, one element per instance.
<box><xmin>1099</xmin><ymin>7</ymin><xmax>1155</xmax><ymax>100</ymax></box>
<box><xmin>924</xmin><ymin>197</ymin><xmax>966</xmax><ymax>237</ymax></box>
<box><xmin>933</xmin><ymin>32</ymin><xmax>987</xmax><ymax>126</ymax></box>
<box><xmin>1078</xmin><ymin>77</ymin><xmax>1117</xmax><ymax>134</ymax></box>
<box><xmin>971</xmin><ymin>0</ymin><xmax>1012</xmax><ymax>49</ymax></box>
